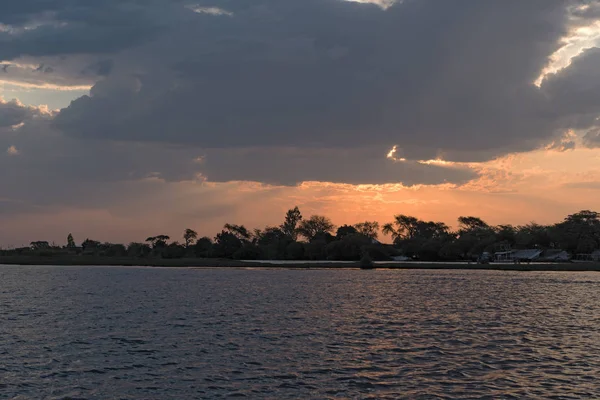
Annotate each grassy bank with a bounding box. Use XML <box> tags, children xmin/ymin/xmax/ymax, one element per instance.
<box><xmin>2</xmin><ymin>255</ymin><xmax>600</xmax><ymax>271</ymax></box>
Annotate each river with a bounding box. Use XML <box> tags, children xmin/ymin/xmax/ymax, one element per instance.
<box><xmin>2</xmin><ymin>266</ymin><xmax>599</xmax><ymax>399</ymax></box>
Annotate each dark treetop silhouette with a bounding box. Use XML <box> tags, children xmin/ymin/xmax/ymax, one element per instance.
<box><xmin>3</xmin><ymin>208</ymin><xmax>600</xmax><ymax>263</ymax></box>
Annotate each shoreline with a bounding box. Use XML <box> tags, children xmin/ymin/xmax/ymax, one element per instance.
<box><xmin>2</xmin><ymin>256</ymin><xmax>600</xmax><ymax>271</ymax></box>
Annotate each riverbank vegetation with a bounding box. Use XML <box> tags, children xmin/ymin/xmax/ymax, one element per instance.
<box><xmin>3</xmin><ymin>208</ymin><xmax>600</xmax><ymax>263</ymax></box>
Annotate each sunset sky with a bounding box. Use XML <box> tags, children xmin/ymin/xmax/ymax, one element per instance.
<box><xmin>3</xmin><ymin>0</ymin><xmax>600</xmax><ymax>247</ymax></box>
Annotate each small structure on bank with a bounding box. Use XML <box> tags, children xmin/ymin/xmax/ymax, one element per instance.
<box><xmin>538</xmin><ymin>249</ymin><xmax>570</xmax><ymax>262</ymax></box>
<box><xmin>494</xmin><ymin>249</ymin><xmax>542</xmax><ymax>262</ymax></box>
<box><xmin>493</xmin><ymin>248</ymin><xmax>572</xmax><ymax>263</ymax></box>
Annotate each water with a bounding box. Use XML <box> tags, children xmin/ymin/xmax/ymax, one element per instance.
<box><xmin>2</xmin><ymin>266</ymin><xmax>600</xmax><ymax>399</ymax></box>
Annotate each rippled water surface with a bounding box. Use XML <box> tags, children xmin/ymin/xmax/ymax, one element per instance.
<box><xmin>2</xmin><ymin>266</ymin><xmax>600</xmax><ymax>399</ymax></box>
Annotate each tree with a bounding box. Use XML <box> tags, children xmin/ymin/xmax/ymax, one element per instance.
<box><xmin>336</xmin><ymin>224</ymin><xmax>358</xmax><ymax>239</ymax></box>
<box><xmin>103</xmin><ymin>243</ymin><xmax>127</xmax><ymax>257</ymax></box>
<box><xmin>213</xmin><ymin>231</ymin><xmax>243</xmax><ymax>258</ymax></box>
<box><xmin>382</xmin><ymin>215</ymin><xmax>420</xmax><ymax>243</ymax></box>
<box><xmin>515</xmin><ymin>223</ymin><xmax>551</xmax><ymax>248</ymax></box>
<box><xmin>553</xmin><ymin>210</ymin><xmax>600</xmax><ymax>253</ymax></box>
<box><xmin>146</xmin><ymin>235</ymin><xmax>170</xmax><ymax>249</ymax></box>
<box><xmin>458</xmin><ymin>216</ymin><xmax>490</xmax><ymax>233</ymax></box>
<box><xmin>383</xmin><ymin>215</ymin><xmax>449</xmax><ymax>244</ymax></box>
<box><xmin>326</xmin><ymin>234</ymin><xmax>371</xmax><ymax>261</ymax></box>
<box><xmin>193</xmin><ymin>237</ymin><xmax>213</xmax><ymax>258</ymax></box>
<box><xmin>163</xmin><ymin>242</ymin><xmax>186</xmax><ymax>259</ymax></box>
<box><xmin>255</xmin><ymin>227</ymin><xmax>288</xmax><ymax>246</ymax></box>
<box><xmin>298</xmin><ymin>215</ymin><xmax>335</xmax><ymax>241</ymax></box>
<box><xmin>494</xmin><ymin>225</ymin><xmax>516</xmax><ymax>247</ymax></box>
<box><xmin>127</xmin><ymin>242</ymin><xmax>152</xmax><ymax>257</ymax></box>
<box><xmin>183</xmin><ymin>228</ymin><xmax>198</xmax><ymax>248</ymax></box>
<box><xmin>66</xmin><ymin>233</ymin><xmax>76</xmax><ymax>248</ymax></box>
<box><xmin>223</xmin><ymin>224</ymin><xmax>252</xmax><ymax>242</ymax></box>
<box><xmin>81</xmin><ymin>239</ymin><xmax>100</xmax><ymax>251</ymax></box>
<box><xmin>354</xmin><ymin>221</ymin><xmax>380</xmax><ymax>239</ymax></box>
<box><xmin>281</xmin><ymin>206</ymin><xmax>303</xmax><ymax>240</ymax></box>
<box><xmin>252</xmin><ymin>226</ymin><xmax>293</xmax><ymax>259</ymax></box>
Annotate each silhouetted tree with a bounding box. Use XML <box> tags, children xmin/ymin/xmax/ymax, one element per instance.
<box><xmin>193</xmin><ymin>236</ymin><xmax>213</xmax><ymax>258</ymax></box>
<box><xmin>255</xmin><ymin>227</ymin><xmax>287</xmax><ymax>245</ymax></box>
<box><xmin>103</xmin><ymin>243</ymin><xmax>126</xmax><ymax>257</ymax></box>
<box><xmin>383</xmin><ymin>215</ymin><xmax>450</xmax><ymax>243</ymax></box>
<box><xmin>336</xmin><ymin>225</ymin><xmax>358</xmax><ymax>239</ymax></box>
<box><xmin>326</xmin><ymin>233</ymin><xmax>371</xmax><ymax>261</ymax></box>
<box><xmin>382</xmin><ymin>215</ymin><xmax>420</xmax><ymax>243</ymax></box>
<box><xmin>127</xmin><ymin>242</ymin><xmax>152</xmax><ymax>257</ymax></box>
<box><xmin>223</xmin><ymin>224</ymin><xmax>252</xmax><ymax>242</ymax></box>
<box><xmin>163</xmin><ymin>242</ymin><xmax>186</xmax><ymax>259</ymax></box>
<box><xmin>281</xmin><ymin>206</ymin><xmax>303</xmax><ymax>240</ymax></box>
<box><xmin>11</xmin><ymin>207</ymin><xmax>600</xmax><ymax>262</ymax></box>
<box><xmin>454</xmin><ymin>216</ymin><xmax>495</xmax><ymax>259</ymax></box>
<box><xmin>183</xmin><ymin>229</ymin><xmax>198</xmax><ymax>248</ymax></box>
<box><xmin>458</xmin><ymin>216</ymin><xmax>490</xmax><ymax>233</ymax></box>
<box><xmin>354</xmin><ymin>221</ymin><xmax>380</xmax><ymax>239</ymax></box>
<box><xmin>213</xmin><ymin>231</ymin><xmax>243</xmax><ymax>258</ymax></box>
<box><xmin>494</xmin><ymin>225</ymin><xmax>516</xmax><ymax>248</ymax></box>
<box><xmin>81</xmin><ymin>239</ymin><xmax>101</xmax><ymax>252</ymax></box>
<box><xmin>66</xmin><ymin>233</ymin><xmax>76</xmax><ymax>248</ymax></box>
<box><xmin>515</xmin><ymin>223</ymin><xmax>552</xmax><ymax>248</ymax></box>
<box><xmin>146</xmin><ymin>235</ymin><xmax>170</xmax><ymax>249</ymax></box>
<box><xmin>298</xmin><ymin>215</ymin><xmax>335</xmax><ymax>241</ymax></box>
<box><xmin>553</xmin><ymin>210</ymin><xmax>600</xmax><ymax>253</ymax></box>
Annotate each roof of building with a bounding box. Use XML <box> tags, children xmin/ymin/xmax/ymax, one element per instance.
<box><xmin>494</xmin><ymin>249</ymin><xmax>542</xmax><ymax>260</ymax></box>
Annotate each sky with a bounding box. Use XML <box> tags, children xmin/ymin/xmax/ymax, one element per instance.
<box><xmin>3</xmin><ymin>0</ymin><xmax>600</xmax><ymax>247</ymax></box>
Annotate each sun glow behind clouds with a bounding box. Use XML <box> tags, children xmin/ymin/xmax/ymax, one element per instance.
<box><xmin>186</xmin><ymin>5</ymin><xmax>233</xmax><ymax>16</ymax></box>
<box><xmin>386</xmin><ymin>145</ymin><xmax>406</xmax><ymax>162</ymax></box>
<box><xmin>7</xmin><ymin>146</ymin><xmax>20</xmax><ymax>156</ymax></box>
<box><xmin>345</xmin><ymin>0</ymin><xmax>397</xmax><ymax>9</ymax></box>
<box><xmin>535</xmin><ymin>6</ymin><xmax>600</xmax><ymax>86</ymax></box>
<box><xmin>417</xmin><ymin>158</ymin><xmax>455</xmax><ymax>166</ymax></box>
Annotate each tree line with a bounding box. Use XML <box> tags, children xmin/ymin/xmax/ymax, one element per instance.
<box><xmin>6</xmin><ymin>208</ymin><xmax>600</xmax><ymax>262</ymax></box>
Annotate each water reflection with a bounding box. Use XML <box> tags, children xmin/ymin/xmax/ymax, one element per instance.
<box><xmin>1</xmin><ymin>267</ymin><xmax>599</xmax><ymax>398</ymax></box>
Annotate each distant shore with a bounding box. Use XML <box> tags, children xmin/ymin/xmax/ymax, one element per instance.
<box><xmin>2</xmin><ymin>256</ymin><xmax>600</xmax><ymax>271</ymax></box>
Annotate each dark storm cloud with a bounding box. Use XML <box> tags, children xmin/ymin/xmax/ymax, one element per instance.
<box><xmin>199</xmin><ymin>147</ymin><xmax>477</xmax><ymax>186</ymax></box>
<box><xmin>52</xmin><ymin>0</ymin><xmax>591</xmax><ymax>164</ymax></box>
<box><xmin>543</xmin><ymin>48</ymin><xmax>600</xmax><ymax>129</ymax></box>
<box><xmin>1</xmin><ymin>115</ymin><xmax>476</xmax><ymax>196</ymax></box>
<box><xmin>81</xmin><ymin>60</ymin><xmax>114</xmax><ymax>77</ymax></box>
<box><xmin>6</xmin><ymin>0</ymin><xmax>600</xmax><ymax>188</ymax></box>
<box><xmin>0</xmin><ymin>99</ymin><xmax>475</xmax><ymax>220</ymax></box>
<box><xmin>0</xmin><ymin>0</ymin><xmax>182</xmax><ymax>60</ymax></box>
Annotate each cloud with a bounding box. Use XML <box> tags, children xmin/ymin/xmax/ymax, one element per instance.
<box><xmin>544</xmin><ymin>130</ymin><xmax>577</xmax><ymax>152</ymax></box>
<box><xmin>0</xmin><ymin>1</ymin><xmax>183</xmax><ymax>60</ymax></box>
<box><xmin>6</xmin><ymin>145</ymin><xmax>19</xmax><ymax>155</ymax></box>
<box><xmin>198</xmin><ymin>147</ymin><xmax>477</xmax><ymax>186</ymax></box>
<box><xmin>542</xmin><ymin>47</ymin><xmax>600</xmax><ymax>126</ymax></box>
<box><xmin>81</xmin><ymin>59</ymin><xmax>114</xmax><ymax>77</ymax></box>
<box><xmin>0</xmin><ymin>97</ymin><xmax>31</xmax><ymax>127</ymax></box>
<box><xmin>582</xmin><ymin>127</ymin><xmax>600</xmax><ymax>147</ymax></box>
<box><xmin>51</xmin><ymin>0</ymin><xmax>589</xmax><ymax>162</ymax></box>
<box><xmin>0</xmin><ymin>96</ymin><xmax>50</xmax><ymax>127</ymax></box>
<box><xmin>4</xmin><ymin>0</ymin><xmax>600</xmax><ymax>228</ymax></box>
